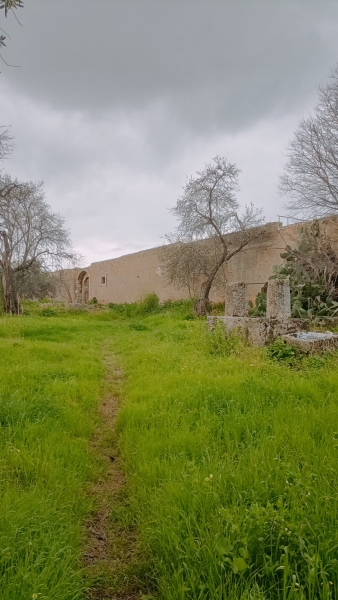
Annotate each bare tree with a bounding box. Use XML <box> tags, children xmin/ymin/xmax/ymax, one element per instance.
<box><xmin>0</xmin><ymin>173</ymin><xmax>78</xmax><ymax>313</ymax></box>
<box><xmin>279</xmin><ymin>64</ymin><xmax>338</xmax><ymax>218</ymax></box>
<box><xmin>0</xmin><ymin>126</ymin><xmax>13</xmax><ymax>161</ymax></box>
<box><xmin>162</xmin><ymin>156</ymin><xmax>265</xmax><ymax>315</ymax></box>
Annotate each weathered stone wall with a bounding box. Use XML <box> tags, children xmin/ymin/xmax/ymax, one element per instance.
<box><xmin>54</xmin><ymin>217</ymin><xmax>338</xmax><ymax>305</ymax></box>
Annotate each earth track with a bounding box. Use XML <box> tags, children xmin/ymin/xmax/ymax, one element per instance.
<box><xmin>83</xmin><ymin>346</ymin><xmax>149</xmax><ymax>600</ymax></box>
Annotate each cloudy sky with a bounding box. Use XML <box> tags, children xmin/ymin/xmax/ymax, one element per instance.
<box><xmin>1</xmin><ymin>0</ymin><xmax>338</xmax><ymax>265</ymax></box>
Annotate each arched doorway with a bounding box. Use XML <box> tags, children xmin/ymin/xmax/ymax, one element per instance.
<box><xmin>83</xmin><ymin>276</ymin><xmax>89</xmax><ymax>303</ymax></box>
<box><xmin>75</xmin><ymin>270</ymin><xmax>90</xmax><ymax>304</ymax></box>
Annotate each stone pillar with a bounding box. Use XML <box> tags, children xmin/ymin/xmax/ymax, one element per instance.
<box><xmin>266</xmin><ymin>278</ymin><xmax>291</xmax><ymax>320</ymax></box>
<box><xmin>225</xmin><ymin>282</ymin><xmax>249</xmax><ymax>317</ymax></box>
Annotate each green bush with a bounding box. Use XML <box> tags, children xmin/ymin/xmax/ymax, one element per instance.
<box><xmin>137</xmin><ymin>293</ymin><xmax>160</xmax><ymax>315</ymax></box>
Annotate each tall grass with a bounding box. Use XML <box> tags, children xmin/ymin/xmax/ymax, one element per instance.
<box><xmin>3</xmin><ymin>297</ymin><xmax>338</xmax><ymax>599</ymax></box>
<box><xmin>0</xmin><ymin>310</ymin><xmax>107</xmax><ymax>599</ymax></box>
<box><xmin>112</xmin><ymin>311</ymin><xmax>338</xmax><ymax>599</ymax></box>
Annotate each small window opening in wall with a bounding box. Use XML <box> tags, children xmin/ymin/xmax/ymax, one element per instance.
<box><xmin>101</xmin><ymin>276</ymin><xmax>106</xmax><ymax>285</ymax></box>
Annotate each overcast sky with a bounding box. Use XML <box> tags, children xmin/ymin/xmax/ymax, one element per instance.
<box><xmin>1</xmin><ymin>0</ymin><xmax>338</xmax><ymax>265</ymax></box>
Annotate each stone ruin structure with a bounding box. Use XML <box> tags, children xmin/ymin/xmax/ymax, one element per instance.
<box><xmin>209</xmin><ymin>279</ymin><xmax>338</xmax><ymax>352</ymax></box>
<box><xmin>208</xmin><ymin>279</ymin><xmax>309</xmax><ymax>347</ymax></box>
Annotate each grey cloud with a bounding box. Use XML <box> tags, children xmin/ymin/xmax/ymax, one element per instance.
<box><xmin>3</xmin><ymin>1</ymin><xmax>338</xmax><ymax>132</ymax></box>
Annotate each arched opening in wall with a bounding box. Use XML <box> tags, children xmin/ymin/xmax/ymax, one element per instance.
<box><xmin>75</xmin><ymin>270</ymin><xmax>89</xmax><ymax>304</ymax></box>
<box><xmin>83</xmin><ymin>277</ymin><xmax>89</xmax><ymax>303</ymax></box>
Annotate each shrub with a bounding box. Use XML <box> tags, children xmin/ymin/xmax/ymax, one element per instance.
<box><xmin>137</xmin><ymin>293</ymin><xmax>160</xmax><ymax>315</ymax></box>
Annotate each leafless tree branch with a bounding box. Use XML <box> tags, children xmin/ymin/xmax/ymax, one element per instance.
<box><xmin>0</xmin><ymin>173</ymin><xmax>80</xmax><ymax>313</ymax></box>
<box><xmin>161</xmin><ymin>156</ymin><xmax>265</xmax><ymax>315</ymax></box>
<box><xmin>279</xmin><ymin>64</ymin><xmax>338</xmax><ymax>219</ymax></box>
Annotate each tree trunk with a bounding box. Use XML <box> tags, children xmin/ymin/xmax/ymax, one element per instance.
<box><xmin>1</xmin><ymin>267</ymin><xmax>19</xmax><ymax>314</ymax></box>
<box><xmin>195</xmin><ymin>278</ymin><xmax>213</xmax><ymax>316</ymax></box>
<box><xmin>0</xmin><ymin>230</ymin><xmax>20</xmax><ymax>314</ymax></box>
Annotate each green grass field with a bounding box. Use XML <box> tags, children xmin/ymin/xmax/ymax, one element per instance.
<box><xmin>1</xmin><ymin>300</ymin><xmax>338</xmax><ymax>599</ymax></box>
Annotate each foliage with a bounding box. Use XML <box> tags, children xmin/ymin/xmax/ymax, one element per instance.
<box><xmin>272</xmin><ymin>221</ymin><xmax>338</xmax><ymax>318</ymax></box>
<box><xmin>251</xmin><ymin>221</ymin><xmax>338</xmax><ymax>318</ymax></box>
<box><xmin>109</xmin><ymin>294</ymin><xmax>195</xmax><ymax>320</ymax></box>
<box><xmin>0</xmin><ymin>0</ymin><xmax>23</xmax><ymax>17</ymax></box>
<box><xmin>249</xmin><ymin>284</ymin><xmax>267</xmax><ymax>317</ymax></box>
<box><xmin>266</xmin><ymin>338</ymin><xmax>301</xmax><ymax>364</ymax></box>
<box><xmin>137</xmin><ymin>292</ymin><xmax>160</xmax><ymax>314</ymax></box>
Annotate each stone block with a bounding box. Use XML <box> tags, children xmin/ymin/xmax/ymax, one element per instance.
<box><xmin>282</xmin><ymin>332</ymin><xmax>338</xmax><ymax>353</ymax></box>
<box><xmin>225</xmin><ymin>282</ymin><xmax>248</xmax><ymax>317</ymax></box>
<box><xmin>266</xmin><ymin>279</ymin><xmax>291</xmax><ymax>320</ymax></box>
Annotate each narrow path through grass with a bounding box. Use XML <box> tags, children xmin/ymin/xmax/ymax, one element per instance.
<box><xmin>84</xmin><ymin>344</ymin><xmax>151</xmax><ymax>599</ymax></box>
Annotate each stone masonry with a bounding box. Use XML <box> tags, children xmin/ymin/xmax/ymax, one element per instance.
<box><xmin>225</xmin><ymin>282</ymin><xmax>249</xmax><ymax>316</ymax></box>
<box><xmin>208</xmin><ymin>279</ymin><xmax>310</xmax><ymax>347</ymax></box>
<box><xmin>266</xmin><ymin>279</ymin><xmax>291</xmax><ymax>320</ymax></box>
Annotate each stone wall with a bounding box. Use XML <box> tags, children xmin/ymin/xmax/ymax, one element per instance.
<box><xmin>54</xmin><ymin>217</ymin><xmax>338</xmax><ymax>305</ymax></box>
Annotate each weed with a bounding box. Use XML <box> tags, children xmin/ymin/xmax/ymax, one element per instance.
<box><xmin>208</xmin><ymin>319</ymin><xmax>244</xmax><ymax>356</ymax></box>
<box><xmin>266</xmin><ymin>338</ymin><xmax>301</xmax><ymax>363</ymax></box>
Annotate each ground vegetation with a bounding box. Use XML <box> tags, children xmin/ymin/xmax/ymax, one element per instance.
<box><xmin>2</xmin><ymin>299</ymin><xmax>338</xmax><ymax>598</ymax></box>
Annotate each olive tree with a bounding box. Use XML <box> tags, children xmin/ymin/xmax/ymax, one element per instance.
<box><xmin>279</xmin><ymin>64</ymin><xmax>338</xmax><ymax>218</ymax></box>
<box><xmin>162</xmin><ymin>156</ymin><xmax>265</xmax><ymax>315</ymax></box>
<box><xmin>0</xmin><ymin>173</ymin><xmax>78</xmax><ymax>313</ymax></box>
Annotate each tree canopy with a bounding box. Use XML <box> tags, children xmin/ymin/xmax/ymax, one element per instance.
<box><xmin>162</xmin><ymin>156</ymin><xmax>264</xmax><ymax>314</ymax></box>
<box><xmin>280</xmin><ymin>64</ymin><xmax>338</xmax><ymax>219</ymax></box>
<box><xmin>0</xmin><ymin>173</ymin><xmax>78</xmax><ymax>312</ymax></box>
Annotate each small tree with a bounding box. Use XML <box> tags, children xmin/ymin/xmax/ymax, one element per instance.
<box><xmin>0</xmin><ymin>173</ymin><xmax>78</xmax><ymax>313</ymax></box>
<box><xmin>279</xmin><ymin>64</ymin><xmax>338</xmax><ymax>218</ymax></box>
<box><xmin>162</xmin><ymin>156</ymin><xmax>265</xmax><ymax>315</ymax></box>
